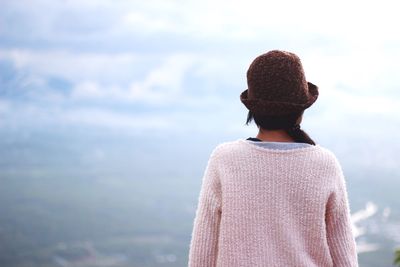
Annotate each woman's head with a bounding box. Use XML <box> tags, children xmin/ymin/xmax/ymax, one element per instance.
<box><xmin>240</xmin><ymin>50</ymin><xmax>319</xmax><ymax>116</ymax></box>
<box><xmin>241</xmin><ymin>50</ymin><xmax>318</xmax><ymax>145</ymax></box>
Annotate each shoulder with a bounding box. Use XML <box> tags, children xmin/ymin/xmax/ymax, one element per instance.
<box><xmin>202</xmin><ymin>140</ymin><xmax>243</xmax><ymax>168</ymax></box>
<box><xmin>208</xmin><ymin>139</ymin><xmax>243</xmax><ymax>159</ymax></box>
<box><xmin>317</xmin><ymin>145</ymin><xmax>343</xmax><ymax>169</ymax></box>
<box><xmin>315</xmin><ymin>145</ymin><xmax>346</xmax><ymax>186</ymax></box>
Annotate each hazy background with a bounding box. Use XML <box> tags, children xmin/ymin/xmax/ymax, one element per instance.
<box><xmin>0</xmin><ymin>0</ymin><xmax>399</xmax><ymax>266</ymax></box>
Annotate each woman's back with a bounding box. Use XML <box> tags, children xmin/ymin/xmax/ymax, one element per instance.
<box><xmin>188</xmin><ymin>50</ymin><xmax>359</xmax><ymax>266</ymax></box>
<box><xmin>188</xmin><ymin>139</ymin><xmax>358</xmax><ymax>267</ymax></box>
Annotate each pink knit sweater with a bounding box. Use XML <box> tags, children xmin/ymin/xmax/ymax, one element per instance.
<box><xmin>188</xmin><ymin>139</ymin><xmax>358</xmax><ymax>267</ymax></box>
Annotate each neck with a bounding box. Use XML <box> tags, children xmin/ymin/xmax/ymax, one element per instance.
<box><xmin>256</xmin><ymin>128</ymin><xmax>295</xmax><ymax>142</ymax></box>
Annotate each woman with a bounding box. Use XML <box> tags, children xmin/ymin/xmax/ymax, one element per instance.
<box><xmin>188</xmin><ymin>50</ymin><xmax>358</xmax><ymax>267</ymax></box>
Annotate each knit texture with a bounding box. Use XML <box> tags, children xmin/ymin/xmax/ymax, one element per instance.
<box><xmin>240</xmin><ymin>50</ymin><xmax>319</xmax><ymax>116</ymax></box>
<box><xmin>188</xmin><ymin>139</ymin><xmax>358</xmax><ymax>267</ymax></box>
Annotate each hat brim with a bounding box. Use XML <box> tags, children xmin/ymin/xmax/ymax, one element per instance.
<box><xmin>240</xmin><ymin>82</ymin><xmax>319</xmax><ymax>116</ymax></box>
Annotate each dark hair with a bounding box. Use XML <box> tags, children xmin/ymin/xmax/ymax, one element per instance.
<box><xmin>245</xmin><ymin>111</ymin><xmax>316</xmax><ymax>145</ymax></box>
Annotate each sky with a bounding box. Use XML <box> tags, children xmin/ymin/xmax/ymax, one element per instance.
<box><xmin>0</xmin><ymin>0</ymin><xmax>399</xmax><ymax>143</ymax></box>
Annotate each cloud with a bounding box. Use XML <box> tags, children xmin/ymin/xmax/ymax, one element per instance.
<box><xmin>2</xmin><ymin>0</ymin><xmax>397</xmax><ymax>47</ymax></box>
<box><xmin>0</xmin><ymin>100</ymin><xmax>10</xmax><ymax>114</ymax></box>
<box><xmin>0</xmin><ymin>48</ymin><xmax>233</xmax><ymax>108</ymax></box>
<box><xmin>60</xmin><ymin>108</ymin><xmax>175</xmax><ymax>131</ymax></box>
<box><xmin>0</xmin><ymin>99</ymin><xmax>178</xmax><ymax>132</ymax></box>
<box><xmin>116</xmin><ymin>0</ymin><xmax>400</xmax><ymax>44</ymax></box>
<box><xmin>0</xmin><ymin>49</ymin><xmax>138</xmax><ymax>84</ymax></box>
<box><xmin>1</xmin><ymin>0</ymin><xmax>400</xmax><ymax>136</ymax></box>
<box><xmin>304</xmin><ymin>47</ymin><xmax>400</xmax><ymax>95</ymax></box>
<box><xmin>127</xmin><ymin>54</ymin><xmax>196</xmax><ymax>104</ymax></box>
<box><xmin>68</xmin><ymin>53</ymin><xmax>203</xmax><ymax>105</ymax></box>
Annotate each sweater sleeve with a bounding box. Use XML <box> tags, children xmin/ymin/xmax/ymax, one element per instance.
<box><xmin>188</xmin><ymin>148</ymin><xmax>222</xmax><ymax>267</ymax></box>
<box><xmin>325</xmin><ymin>157</ymin><xmax>359</xmax><ymax>267</ymax></box>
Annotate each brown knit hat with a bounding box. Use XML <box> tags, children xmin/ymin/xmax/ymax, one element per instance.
<box><xmin>240</xmin><ymin>50</ymin><xmax>319</xmax><ymax>116</ymax></box>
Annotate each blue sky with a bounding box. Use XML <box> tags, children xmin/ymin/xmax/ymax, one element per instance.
<box><xmin>0</xmin><ymin>0</ymin><xmax>399</xmax><ymax>145</ymax></box>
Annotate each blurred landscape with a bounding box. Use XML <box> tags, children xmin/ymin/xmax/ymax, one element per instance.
<box><xmin>1</xmin><ymin>126</ymin><xmax>400</xmax><ymax>267</ymax></box>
